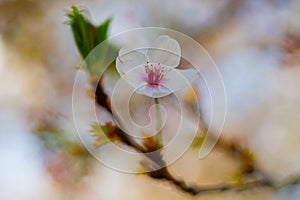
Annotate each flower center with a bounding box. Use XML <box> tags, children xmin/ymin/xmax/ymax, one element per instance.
<box><xmin>145</xmin><ymin>62</ymin><xmax>164</xmax><ymax>86</ymax></box>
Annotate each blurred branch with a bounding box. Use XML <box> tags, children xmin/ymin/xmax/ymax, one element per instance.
<box><xmin>159</xmin><ymin>175</ymin><xmax>274</xmax><ymax>195</ymax></box>
<box><xmin>66</xmin><ymin>6</ymin><xmax>300</xmax><ymax>196</ymax></box>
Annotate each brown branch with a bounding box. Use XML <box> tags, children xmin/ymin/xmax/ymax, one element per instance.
<box><xmin>141</xmin><ymin>163</ymin><xmax>275</xmax><ymax>195</ymax></box>
<box><xmin>159</xmin><ymin>174</ymin><xmax>274</xmax><ymax>195</ymax></box>
<box><xmin>94</xmin><ymin>79</ymin><xmax>167</xmax><ymax>171</ymax></box>
<box><xmin>95</xmin><ymin>78</ymin><xmax>111</xmax><ymax>113</ymax></box>
<box><xmin>92</xmin><ymin>78</ymin><xmax>298</xmax><ymax>196</ymax></box>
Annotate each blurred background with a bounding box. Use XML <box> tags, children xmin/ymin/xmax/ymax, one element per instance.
<box><xmin>0</xmin><ymin>0</ymin><xmax>300</xmax><ymax>199</ymax></box>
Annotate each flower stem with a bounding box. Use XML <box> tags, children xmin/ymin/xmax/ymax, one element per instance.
<box><xmin>154</xmin><ymin>98</ymin><xmax>162</xmax><ymax>148</ymax></box>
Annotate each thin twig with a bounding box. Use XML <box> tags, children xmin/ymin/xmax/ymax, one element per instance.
<box><xmin>93</xmin><ymin>78</ymin><xmax>299</xmax><ymax>196</ymax></box>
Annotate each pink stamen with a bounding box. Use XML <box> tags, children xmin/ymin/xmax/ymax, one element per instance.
<box><xmin>145</xmin><ymin>63</ymin><xmax>164</xmax><ymax>87</ymax></box>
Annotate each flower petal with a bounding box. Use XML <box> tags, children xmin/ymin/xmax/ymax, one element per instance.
<box><xmin>135</xmin><ymin>84</ymin><xmax>172</xmax><ymax>98</ymax></box>
<box><xmin>161</xmin><ymin>68</ymin><xmax>200</xmax><ymax>92</ymax></box>
<box><xmin>120</xmin><ymin>65</ymin><xmax>148</xmax><ymax>89</ymax></box>
<box><xmin>122</xmin><ymin>64</ymin><xmax>174</xmax><ymax>98</ymax></box>
<box><xmin>116</xmin><ymin>48</ymin><xmax>146</xmax><ymax>75</ymax></box>
<box><xmin>146</xmin><ymin>35</ymin><xmax>181</xmax><ymax>68</ymax></box>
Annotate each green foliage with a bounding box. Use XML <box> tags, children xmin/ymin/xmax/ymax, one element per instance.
<box><xmin>191</xmin><ymin>134</ymin><xmax>205</xmax><ymax>148</ymax></box>
<box><xmin>66</xmin><ymin>6</ymin><xmax>118</xmax><ymax>80</ymax></box>
<box><xmin>90</xmin><ymin>122</ymin><xmax>121</xmax><ymax>147</ymax></box>
<box><xmin>90</xmin><ymin>122</ymin><xmax>109</xmax><ymax>147</ymax></box>
<box><xmin>37</xmin><ymin>126</ymin><xmax>89</xmax><ymax>157</ymax></box>
<box><xmin>233</xmin><ymin>172</ymin><xmax>245</xmax><ymax>185</ymax></box>
<box><xmin>240</xmin><ymin>148</ymin><xmax>255</xmax><ymax>163</ymax></box>
<box><xmin>66</xmin><ymin>6</ymin><xmax>111</xmax><ymax>59</ymax></box>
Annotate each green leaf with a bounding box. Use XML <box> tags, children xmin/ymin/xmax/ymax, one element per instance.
<box><xmin>191</xmin><ymin>135</ymin><xmax>205</xmax><ymax>148</ymax></box>
<box><xmin>66</xmin><ymin>6</ymin><xmax>118</xmax><ymax>79</ymax></box>
<box><xmin>90</xmin><ymin>122</ymin><xmax>109</xmax><ymax>147</ymax></box>
<box><xmin>90</xmin><ymin>122</ymin><xmax>120</xmax><ymax>147</ymax></box>
<box><xmin>95</xmin><ymin>18</ymin><xmax>111</xmax><ymax>47</ymax></box>
<box><xmin>66</xmin><ymin>6</ymin><xmax>112</xmax><ymax>60</ymax></box>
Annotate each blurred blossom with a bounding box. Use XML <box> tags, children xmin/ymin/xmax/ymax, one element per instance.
<box><xmin>0</xmin><ymin>0</ymin><xmax>300</xmax><ymax>199</ymax></box>
<box><xmin>86</xmin><ymin>0</ymin><xmax>234</xmax><ymax>36</ymax></box>
<box><xmin>0</xmin><ymin>107</ymin><xmax>58</xmax><ymax>200</ymax></box>
<box><xmin>249</xmin><ymin>104</ymin><xmax>300</xmax><ymax>183</ymax></box>
<box><xmin>275</xmin><ymin>67</ymin><xmax>300</xmax><ymax>103</ymax></box>
<box><xmin>199</xmin><ymin>48</ymin><xmax>278</xmax><ymax>139</ymax></box>
<box><xmin>274</xmin><ymin>185</ymin><xmax>300</xmax><ymax>200</ymax></box>
<box><xmin>238</xmin><ymin>0</ymin><xmax>291</xmax><ymax>42</ymax></box>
